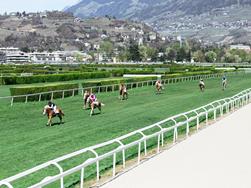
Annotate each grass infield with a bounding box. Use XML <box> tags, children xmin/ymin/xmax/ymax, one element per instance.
<box><xmin>0</xmin><ymin>73</ymin><xmax>251</xmax><ymax>187</ymax></box>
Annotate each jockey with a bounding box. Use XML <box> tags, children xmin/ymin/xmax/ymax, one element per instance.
<box><xmin>48</xmin><ymin>101</ymin><xmax>57</xmax><ymax>113</ymax></box>
<box><xmin>199</xmin><ymin>79</ymin><xmax>205</xmax><ymax>86</ymax></box>
<box><xmin>123</xmin><ymin>85</ymin><xmax>127</xmax><ymax>93</ymax></box>
<box><xmin>89</xmin><ymin>93</ymin><xmax>97</xmax><ymax>103</ymax></box>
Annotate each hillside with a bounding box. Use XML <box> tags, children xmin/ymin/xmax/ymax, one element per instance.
<box><xmin>0</xmin><ymin>11</ymin><xmax>159</xmax><ymax>51</ymax></box>
<box><xmin>66</xmin><ymin>0</ymin><xmax>251</xmax><ymax>44</ymax></box>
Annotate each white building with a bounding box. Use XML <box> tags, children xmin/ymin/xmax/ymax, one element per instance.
<box><xmin>230</xmin><ymin>44</ymin><xmax>251</xmax><ymax>51</ymax></box>
<box><xmin>30</xmin><ymin>51</ymin><xmax>65</xmax><ymax>63</ymax></box>
<box><xmin>5</xmin><ymin>53</ymin><xmax>30</xmax><ymax>63</ymax></box>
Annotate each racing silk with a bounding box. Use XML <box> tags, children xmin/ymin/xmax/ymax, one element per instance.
<box><xmin>199</xmin><ymin>81</ymin><xmax>205</xmax><ymax>86</ymax></box>
<box><xmin>49</xmin><ymin>103</ymin><xmax>57</xmax><ymax>113</ymax></box>
<box><xmin>123</xmin><ymin>86</ymin><xmax>127</xmax><ymax>93</ymax></box>
<box><xmin>89</xmin><ymin>94</ymin><xmax>97</xmax><ymax>103</ymax></box>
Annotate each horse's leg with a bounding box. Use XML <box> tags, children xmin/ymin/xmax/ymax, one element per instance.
<box><xmin>47</xmin><ymin>116</ymin><xmax>52</xmax><ymax>126</ymax></box>
<box><xmin>90</xmin><ymin>104</ymin><xmax>94</xmax><ymax>116</ymax></box>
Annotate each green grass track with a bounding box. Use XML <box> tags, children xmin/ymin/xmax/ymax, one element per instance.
<box><xmin>1</xmin><ymin>73</ymin><xmax>251</xmax><ymax>186</ymax></box>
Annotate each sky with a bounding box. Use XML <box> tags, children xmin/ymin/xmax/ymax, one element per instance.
<box><xmin>0</xmin><ymin>0</ymin><xmax>79</xmax><ymax>13</ymax></box>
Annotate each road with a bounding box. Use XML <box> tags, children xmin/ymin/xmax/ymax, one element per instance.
<box><xmin>102</xmin><ymin>104</ymin><xmax>251</xmax><ymax>188</ymax></box>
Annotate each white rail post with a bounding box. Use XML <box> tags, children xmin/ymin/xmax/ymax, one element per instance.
<box><xmin>113</xmin><ymin>152</ymin><xmax>116</xmax><ymax>177</ymax></box>
<box><xmin>11</xmin><ymin>97</ymin><xmax>14</xmax><ymax>106</ymax></box>
<box><xmin>51</xmin><ymin>162</ymin><xmax>64</xmax><ymax>188</ymax></box>
<box><xmin>122</xmin><ymin>149</ymin><xmax>126</xmax><ymax>168</ymax></box>
<box><xmin>39</xmin><ymin>94</ymin><xmax>41</xmax><ymax>102</ymax></box>
<box><xmin>144</xmin><ymin>140</ymin><xmax>147</xmax><ymax>156</ymax></box>
<box><xmin>80</xmin><ymin>167</ymin><xmax>85</xmax><ymax>188</ymax></box>
<box><xmin>72</xmin><ymin>89</ymin><xmax>75</xmax><ymax>97</ymax></box>
<box><xmin>0</xmin><ymin>182</ymin><xmax>14</xmax><ymax>188</ymax></box>
<box><xmin>51</xmin><ymin>92</ymin><xmax>54</xmax><ymax>101</ymax></box>
<box><xmin>157</xmin><ymin>134</ymin><xmax>161</xmax><ymax>153</ymax></box>
<box><xmin>196</xmin><ymin>115</ymin><xmax>200</xmax><ymax>131</ymax></box>
<box><xmin>25</xmin><ymin>95</ymin><xmax>28</xmax><ymax>103</ymax></box>
<box><xmin>62</xmin><ymin>91</ymin><xmax>65</xmax><ymax>99</ymax></box>
<box><xmin>137</xmin><ymin>142</ymin><xmax>141</xmax><ymax>164</ymax></box>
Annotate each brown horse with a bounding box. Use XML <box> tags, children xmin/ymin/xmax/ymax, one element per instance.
<box><xmin>43</xmin><ymin>105</ymin><xmax>64</xmax><ymax>126</ymax></box>
<box><xmin>199</xmin><ymin>80</ymin><xmax>205</xmax><ymax>92</ymax></box>
<box><xmin>119</xmin><ymin>84</ymin><xmax>128</xmax><ymax>100</ymax></box>
<box><xmin>90</xmin><ymin>101</ymin><xmax>105</xmax><ymax>116</ymax></box>
<box><xmin>155</xmin><ymin>81</ymin><xmax>164</xmax><ymax>94</ymax></box>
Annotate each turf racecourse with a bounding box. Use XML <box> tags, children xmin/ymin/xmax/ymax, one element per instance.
<box><xmin>1</xmin><ymin>73</ymin><xmax>251</xmax><ymax>187</ymax></box>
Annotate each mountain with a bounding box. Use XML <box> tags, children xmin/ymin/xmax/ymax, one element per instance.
<box><xmin>0</xmin><ymin>11</ymin><xmax>159</xmax><ymax>51</ymax></box>
<box><xmin>66</xmin><ymin>0</ymin><xmax>251</xmax><ymax>19</ymax></box>
<box><xmin>66</xmin><ymin>0</ymin><xmax>251</xmax><ymax>44</ymax></box>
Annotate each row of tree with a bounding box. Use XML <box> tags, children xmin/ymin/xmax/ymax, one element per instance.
<box><xmin>97</xmin><ymin>40</ymin><xmax>251</xmax><ymax>63</ymax></box>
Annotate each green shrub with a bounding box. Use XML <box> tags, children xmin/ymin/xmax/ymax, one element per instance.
<box><xmin>10</xmin><ymin>83</ymin><xmax>79</xmax><ymax>102</ymax></box>
<box><xmin>2</xmin><ymin>72</ymin><xmax>111</xmax><ymax>85</ymax></box>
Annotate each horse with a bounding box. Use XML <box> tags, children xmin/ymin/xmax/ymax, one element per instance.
<box><xmin>90</xmin><ymin>101</ymin><xmax>105</xmax><ymax>116</ymax></box>
<box><xmin>199</xmin><ymin>83</ymin><xmax>205</xmax><ymax>92</ymax></box>
<box><xmin>43</xmin><ymin>105</ymin><xmax>64</xmax><ymax>126</ymax></box>
<box><xmin>155</xmin><ymin>81</ymin><xmax>164</xmax><ymax>94</ymax></box>
<box><xmin>119</xmin><ymin>84</ymin><xmax>128</xmax><ymax>100</ymax></box>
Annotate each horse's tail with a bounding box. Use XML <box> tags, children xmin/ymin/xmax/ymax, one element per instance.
<box><xmin>59</xmin><ymin>109</ymin><xmax>65</xmax><ymax>116</ymax></box>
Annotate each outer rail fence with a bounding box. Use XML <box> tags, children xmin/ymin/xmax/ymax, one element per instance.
<box><xmin>0</xmin><ymin>72</ymin><xmax>241</xmax><ymax>106</ymax></box>
<box><xmin>0</xmin><ymin>88</ymin><xmax>251</xmax><ymax>188</ymax></box>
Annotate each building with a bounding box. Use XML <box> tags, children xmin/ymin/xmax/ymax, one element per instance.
<box><xmin>0</xmin><ymin>47</ymin><xmax>30</xmax><ymax>63</ymax></box>
<box><xmin>5</xmin><ymin>52</ymin><xmax>30</xmax><ymax>63</ymax></box>
<box><xmin>230</xmin><ymin>44</ymin><xmax>251</xmax><ymax>52</ymax></box>
<box><xmin>30</xmin><ymin>51</ymin><xmax>65</xmax><ymax>63</ymax></box>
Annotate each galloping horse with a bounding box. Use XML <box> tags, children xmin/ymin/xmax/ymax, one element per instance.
<box><xmin>90</xmin><ymin>101</ymin><xmax>105</xmax><ymax>116</ymax></box>
<box><xmin>155</xmin><ymin>80</ymin><xmax>164</xmax><ymax>94</ymax></box>
<box><xmin>43</xmin><ymin>105</ymin><xmax>64</xmax><ymax>126</ymax></box>
<box><xmin>119</xmin><ymin>84</ymin><xmax>128</xmax><ymax>100</ymax></box>
<box><xmin>199</xmin><ymin>80</ymin><xmax>205</xmax><ymax>92</ymax></box>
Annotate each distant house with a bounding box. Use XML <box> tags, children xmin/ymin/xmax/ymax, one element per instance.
<box><xmin>5</xmin><ymin>52</ymin><xmax>30</xmax><ymax>63</ymax></box>
<box><xmin>30</xmin><ymin>51</ymin><xmax>65</xmax><ymax>63</ymax></box>
<box><xmin>93</xmin><ymin>44</ymin><xmax>100</xmax><ymax>50</ymax></box>
<box><xmin>230</xmin><ymin>44</ymin><xmax>251</xmax><ymax>52</ymax></box>
<box><xmin>0</xmin><ymin>48</ymin><xmax>30</xmax><ymax>64</ymax></box>
<box><xmin>149</xmin><ymin>32</ymin><xmax>157</xmax><ymax>41</ymax></box>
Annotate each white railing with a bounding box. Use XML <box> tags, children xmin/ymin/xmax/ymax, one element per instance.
<box><xmin>0</xmin><ymin>72</ymin><xmax>240</xmax><ymax>106</ymax></box>
<box><xmin>1</xmin><ymin>88</ymin><xmax>250</xmax><ymax>188</ymax></box>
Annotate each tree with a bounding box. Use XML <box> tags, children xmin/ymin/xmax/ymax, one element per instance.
<box><xmin>192</xmin><ymin>50</ymin><xmax>205</xmax><ymax>62</ymax></box>
<box><xmin>166</xmin><ymin>48</ymin><xmax>177</xmax><ymax>62</ymax></box>
<box><xmin>99</xmin><ymin>41</ymin><xmax>113</xmax><ymax>55</ymax></box>
<box><xmin>128</xmin><ymin>43</ymin><xmax>141</xmax><ymax>62</ymax></box>
<box><xmin>205</xmin><ymin>51</ymin><xmax>217</xmax><ymax>63</ymax></box>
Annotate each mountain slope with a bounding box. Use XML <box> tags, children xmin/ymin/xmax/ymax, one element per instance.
<box><xmin>66</xmin><ymin>0</ymin><xmax>251</xmax><ymax>44</ymax></box>
<box><xmin>66</xmin><ymin>0</ymin><xmax>251</xmax><ymax>19</ymax></box>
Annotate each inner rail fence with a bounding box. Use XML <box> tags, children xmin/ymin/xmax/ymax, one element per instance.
<box><xmin>0</xmin><ymin>72</ymin><xmax>242</xmax><ymax>106</ymax></box>
<box><xmin>0</xmin><ymin>87</ymin><xmax>250</xmax><ymax>188</ymax></box>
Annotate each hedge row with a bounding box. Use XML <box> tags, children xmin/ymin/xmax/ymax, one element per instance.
<box><xmin>10</xmin><ymin>83</ymin><xmax>79</xmax><ymax>102</ymax></box>
<box><xmin>82</xmin><ymin>77</ymin><xmax>158</xmax><ymax>92</ymax></box>
<box><xmin>2</xmin><ymin>72</ymin><xmax>111</xmax><ymax>85</ymax></box>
